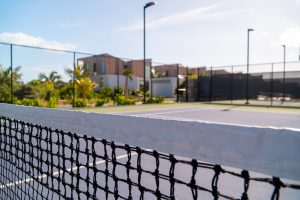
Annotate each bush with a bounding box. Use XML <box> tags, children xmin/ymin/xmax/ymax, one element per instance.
<box><xmin>96</xmin><ymin>98</ymin><xmax>109</xmax><ymax>107</ymax></box>
<box><xmin>47</xmin><ymin>96</ymin><xmax>58</xmax><ymax>108</ymax></box>
<box><xmin>146</xmin><ymin>96</ymin><xmax>164</xmax><ymax>104</ymax></box>
<box><xmin>114</xmin><ymin>95</ymin><xmax>136</xmax><ymax>105</ymax></box>
<box><xmin>99</xmin><ymin>87</ymin><xmax>113</xmax><ymax>98</ymax></box>
<box><xmin>113</xmin><ymin>86</ymin><xmax>124</xmax><ymax>95</ymax></box>
<box><xmin>74</xmin><ymin>98</ymin><xmax>88</xmax><ymax>107</ymax></box>
<box><xmin>20</xmin><ymin>98</ymin><xmax>41</xmax><ymax>107</ymax></box>
<box><xmin>59</xmin><ymin>83</ymin><xmax>73</xmax><ymax>100</ymax></box>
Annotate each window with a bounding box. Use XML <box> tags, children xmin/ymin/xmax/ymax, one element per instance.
<box><xmin>101</xmin><ymin>61</ymin><xmax>106</xmax><ymax>75</ymax></box>
<box><xmin>93</xmin><ymin>63</ymin><xmax>97</xmax><ymax>73</ymax></box>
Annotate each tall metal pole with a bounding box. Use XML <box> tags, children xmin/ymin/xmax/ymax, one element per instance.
<box><xmin>246</xmin><ymin>28</ymin><xmax>254</xmax><ymax>104</ymax></box>
<box><xmin>197</xmin><ymin>67</ymin><xmax>200</xmax><ymax>101</ymax></box>
<box><xmin>10</xmin><ymin>44</ymin><xmax>13</xmax><ymax>104</ymax></box>
<box><xmin>150</xmin><ymin>63</ymin><xmax>153</xmax><ymax>97</ymax></box>
<box><xmin>270</xmin><ymin>63</ymin><xmax>274</xmax><ymax>106</ymax></box>
<box><xmin>176</xmin><ymin>64</ymin><xmax>179</xmax><ymax>102</ymax></box>
<box><xmin>143</xmin><ymin>7</ymin><xmax>146</xmax><ymax>103</ymax></box>
<box><xmin>282</xmin><ymin>45</ymin><xmax>286</xmax><ymax>104</ymax></box>
<box><xmin>72</xmin><ymin>52</ymin><xmax>76</xmax><ymax>108</ymax></box>
<box><xmin>185</xmin><ymin>66</ymin><xmax>188</xmax><ymax>102</ymax></box>
<box><xmin>143</xmin><ymin>2</ymin><xmax>156</xmax><ymax>103</ymax></box>
<box><xmin>209</xmin><ymin>66</ymin><xmax>213</xmax><ymax>101</ymax></box>
<box><xmin>230</xmin><ymin>66</ymin><xmax>233</xmax><ymax>104</ymax></box>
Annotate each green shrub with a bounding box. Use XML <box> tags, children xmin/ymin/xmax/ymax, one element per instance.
<box><xmin>59</xmin><ymin>83</ymin><xmax>73</xmax><ymax>100</ymax></box>
<box><xmin>145</xmin><ymin>90</ymin><xmax>150</xmax><ymax>97</ymax></box>
<box><xmin>20</xmin><ymin>98</ymin><xmax>41</xmax><ymax>107</ymax></box>
<box><xmin>99</xmin><ymin>87</ymin><xmax>113</xmax><ymax>98</ymax></box>
<box><xmin>96</xmin><ymin>98</ymin><xmax>109</xmax><ymax>107</ymax></box>
<box><xmin>131</xmin><ymin>89</ymin><xmax>143</xmax><ymax>96</ymax></box>
<box><xmin>74</xmin><ymin>98</ymin><xmax>88</xmax><ymax>107</ymax></box>
<box><xmin>114</xmin><ymin>95</ymin><xmax>136</xmax><ymax>105</ymax></box>
<box><xmin>146</xmin><ymin>96</ymin><xmax>164</xmax><ymax>104</ymax></box>
<box><xmin>113</xmin><ymin>86</ymin><xmax>124</xmax><ymax>95</ymax></box>
<box><xmin>47</xmin><ymin>96</ymin><xmax>58</xmax><ymax>108</ymax></box>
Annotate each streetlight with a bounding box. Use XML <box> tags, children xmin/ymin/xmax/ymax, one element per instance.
<box><xmin>282</xmin><ymin>45</ymin><xmax>286</xmax><ymax>103</ymax></box>
<box><xmin>246</xmin><ymin>28</ymin><xmax>254</xmax><ymax>104</ymax></box>
<box><xmin>143</xmin><ymin>1</ymin><xmax>156</xmax><ymax>103</ymax></box>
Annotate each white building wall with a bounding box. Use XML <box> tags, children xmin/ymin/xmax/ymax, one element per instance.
<box><xmin>152</xmin><ymin>78</ymin><xmax>178</xmax><ymax>97</ymax></box>
<box><xmin>93</xmin><ymin>75</ymin><xmax>141</xmax><ymax>91</ymax></box>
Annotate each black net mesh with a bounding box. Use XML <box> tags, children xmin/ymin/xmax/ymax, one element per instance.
<box><xmin>0</xmin><ymin>116</ymin><xmax>299</xmax><ymax>200</ymax></box>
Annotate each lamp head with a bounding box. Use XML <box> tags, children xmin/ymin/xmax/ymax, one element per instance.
<box><xmin>248</xmin><ymin>28</ymin><xmax>254</xmax><ymax>32</ymax></box>
<box><xmin>144</xmin><ymin>1</ymin><xmax>157</xmax><ymax>8</ymax></box>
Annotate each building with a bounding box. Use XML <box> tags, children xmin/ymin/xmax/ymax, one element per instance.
<box><xmin>78</xmin><ymin>54</ymin><xmax>151</xmax><ymax>91</ymax></box>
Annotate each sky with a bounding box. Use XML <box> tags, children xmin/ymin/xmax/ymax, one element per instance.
<box><xmin>0</xmin><ymin>0</ymin><xmax>300</xmax><ymax>82</ymax></box>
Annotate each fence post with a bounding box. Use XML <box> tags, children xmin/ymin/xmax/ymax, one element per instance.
<box><xmin>150</xmin><ymin>63</ymin><xmax>153</xmax><ymax>97</ymax></box>
<box><xmin>176</xmin><ymin>64</ymin><xmax>179</xmax><ymax>102</ymax></box>
<box><xmin>209</xmin><ymin>66</ymin><xmax>213</xmax><ymax>101</ymax></box>
<box><xmin>10</xmin><ymin>44</ymin><xmax>13</xmax><ymax>104</ymax></box>
<box><xmin>197</xmin><ymin>67</ymin><xmax>200</xmax><ymax>101</ymax></box>
<box><xmin>186</xmin><ymin>66</ymin><xmax>188</xmax><ymax>102</ymax></box>
<box><xmin>230</xmin><ymin>66</ymin><xmax>233</xmax><ymax>104</ymax></box>
<box><xmin>117</xmin><ymin>61</ymin><xmax>120</xmax><ymax>105</ymax></box>
<box><xmin>270</xmin><ymin>63</ymin><xmax>274</xmax><ymax>106</ymax></box>
<box><xmin>72</xmin><ymin>52</ymin><xmax>76</xmax><ymax>108</ymax></box>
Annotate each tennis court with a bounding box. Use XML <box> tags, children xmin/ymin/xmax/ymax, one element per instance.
<box><xmin>113</xmin><ymin>105</ymin><xmax>300</xmax><ymax>130</ymax></box>
<box><xmin>0</xmin><ymin>103</ymin><xmax>300</xmax><ymax>199</ymax></box>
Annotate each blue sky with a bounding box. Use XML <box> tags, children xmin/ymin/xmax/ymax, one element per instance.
<box><xmin>0</xmin><ymin>0</ymin><xmax>300</xmax><ymax>82</ymax></box>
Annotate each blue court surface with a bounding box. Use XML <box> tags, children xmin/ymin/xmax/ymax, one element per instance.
<box><xmin>113</xmin><ymin>106</ymin><xmax>300</xmax><ymax>130</ymax></box>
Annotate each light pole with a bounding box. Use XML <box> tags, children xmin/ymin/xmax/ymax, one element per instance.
<box><xmin>282</xmin><ymin>45</ymin><xmax>286</xmax><ymax>103</ymax></box>
<box><xmin>246</xmin><ymin>28</ymin><xmax>254</xmax><ymax>104</ymax></box>
<box><xmin>143</xmin><ymin>1</ymin><xmax>156</xmax><ymax>103</ymax></box>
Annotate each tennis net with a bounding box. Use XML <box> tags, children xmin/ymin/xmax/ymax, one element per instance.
<box><xmin>0</xmin><ymin>116</ymin><xmax>300</xmax><ymax>200</ymax></box>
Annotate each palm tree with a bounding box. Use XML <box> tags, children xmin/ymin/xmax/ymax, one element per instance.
<box><xmin>65</xmin><ymin>65</ymin><xmax>97</xmax><ymax>99</ymax></box>
<box><xmin>38</xmin><ymin>71</ymin><xmax>61</xmax><ymax>85</ymax></box>
<box><xmin>75</xmin><ymin>77</ymin><xmax>97</xmax><ymax>99</ymax></box>
<box><xmin>123</xmin><ymin>67</ymin><xmax>133</xmax><ymax>97</ymax></box>
<box><xmin>65</xmin><ymin>65</ymin><xmax>90</xmax><ymax>80</ymax></box>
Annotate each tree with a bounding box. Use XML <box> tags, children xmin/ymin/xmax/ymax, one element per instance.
<box><xmin>123</xmin><ymin>67</ymin><xmax>133</xmax><ymax>97</ymax></box>
<box><xmin>38</xmin><ymin>71</ymin><xmax>61</xmax><ymax>85</ymax></box>
<box><xmin>0</xmin><ymin>65</ymin><xmax>22</xmax><ymax>102</ymax></box>
<box><xmin>75</xmin><ymin>77</ymin><xmax>97</xmax><ymax>99</ymax></box>
<box><xmin>65</xmin><ymin>65</ymin><xmax>97</xmax><ymax>99</ymax></box>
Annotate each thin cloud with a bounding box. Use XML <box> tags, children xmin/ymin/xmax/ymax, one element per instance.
<box><xmin>117</xmin><ymin>4</ymin><xmax>253</xmax><ymax>32</ymax></box>
<box><xmin>0</xmin><ymin>32</ymin><xmax>77</xmax><ymax>51</ymax></box>
<box><xmin>117</xmin><ymin>4</ymin><xmax>219</xmax><ymax>31</ymax></box>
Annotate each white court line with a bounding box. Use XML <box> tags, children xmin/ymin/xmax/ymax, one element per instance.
<box><xmin>0</xmin><ymin>152</ymin><xmax>137</xmax><ymax>189</ymax></box>
<box><xmin>119</xmin><ymin>113</ymin><xmax>300</xmax><ymax>132</ymax></box>
<box><xmin>114</xmin><ymin>107</ymin><xmax>211</xmax><ymax>116</ymax></box>
<box><xmin>111</xmin><ymin>106</ymin><xmax>200</xmax><ymax>115</ymax></box>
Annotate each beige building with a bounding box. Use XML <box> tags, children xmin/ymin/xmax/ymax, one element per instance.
<box><xmin>78</xmin><ymin>54</ymin><xmax>152</xmax><ymax>90</ymax></box>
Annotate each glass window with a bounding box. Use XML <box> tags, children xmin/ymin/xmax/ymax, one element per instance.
<box><xmin>93</xmin><ymin>63</ymin><xmax>97</xmax><ymax>73</ymax></box>
<box><xmin>101</xmin><ymin>61</ymin><xmax>106</xmax><ymax>75</ymax></box>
